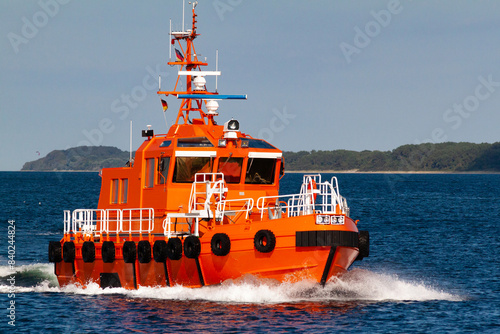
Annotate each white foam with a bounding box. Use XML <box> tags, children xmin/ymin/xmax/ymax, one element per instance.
<box><xmin>0</xmin><ymin>263</ymin><xmax>55</xmax><ymax>278</ymax></box>
<box><xmin>0</xmin><ymin>267</ymin><xmax>463</xmax><ymax>303</ymax></box>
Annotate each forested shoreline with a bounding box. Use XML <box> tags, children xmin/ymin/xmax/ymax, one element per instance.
<box><xmin>21</xmin><ymin>142</ymin><xmax>500</xmax><ymax>172</ymax></box>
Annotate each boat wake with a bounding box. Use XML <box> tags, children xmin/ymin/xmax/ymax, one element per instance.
<box><xmin>0</xmin><ymin>264</ymin><xmax>462</xmax><ymax>303</ymax></box>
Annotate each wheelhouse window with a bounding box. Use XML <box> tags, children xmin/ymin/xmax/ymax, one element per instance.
<box><xmin>173</xmin><ymin>156</ymin><xmax>214</xmax><ymax>183</ymax></box>
<box><xmin>218</xmin><ymin>157</ymin><xmax>243</xmax><ymax>184</ymax></box>
<box><xmin>160</xmin><ymin>140</ymin><xmax>172</xmax><ymax>147</ymax></box>
<box><xmin>245</xmin><ymin>158</ymin><xmax>276</xmax><ymax>184</ymax></box>
<box><xmin>111</xmin><ymin>179</ymin><xmax>119</xmax><ymax>204</ymax></box>
<box><xmin>241</xmin><ymin>139</ymin><xmax>277</xmax><ymax>149</ymax></box>
<box><xmin>177</xmin><ymin>137</ymin><xmax>214</xmax><ymax>147</ymax></box>
<box><xmin>145</xmin><ymin>158</ymin><xmax>155</xmax><ymax>188</ymax></box>
<box><xmin>158</xmin><ymin>156</ymin><xmax>170</xmax><ymax>184</ymax></box>
<box><xmin>121</xmin><ymin>179</ymin><xmax>128</xmax><ymax>204</ymax></box>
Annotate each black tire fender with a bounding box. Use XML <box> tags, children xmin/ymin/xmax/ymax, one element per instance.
<box><xmin>211</xmin><ymin>233</ymin><xmax>231</xmax><ymax>256</ymax></box>
<box><xmin>82</xmin><ymin>241</ymin><xmax>95</xmax><ymax>263</ymax></box>
<box><xmin>153</xmin><ymin>240</ymin><xmax>168</xmax><ymax>262</ymax></box>
<box><xmin>48</xmin><ymin>241</ymin><xmax>62</xmax><ymax>263</ymax></box>
<box><xmin>102</xmin><ymin>241</ymin><xmax>115</xmax><ymax>263</ymax></box>
<box><xmin>184</xmin><ymin>235</ymin><xmax>201</xmax><ymax>259</ymax></box>
<box><xmin>167</xmin><ymin>237</ymin><xmax>183</xmax><ymax>261</ymax></box>
<box><xmin>356</xmin><ymin>230</ymin><xmax>370</xmax><ymax>261</ymax></box>
<box><xmin>122</xmin><ymin>241</ymin><xmax>136</xmax><ymax>263</ymax></box>
<box><xmin>254</xmin><ymin>229</ymin><xmax>276</xmax><ymax>253</ymax></box>
<box><xmin>63</xmin><ymin>241</ymin><xmax>75</xmax><ymax>263</ymax></box>
<box><xmin>137</xmin><ymin>240</ymin><xmax>152</xmax><ymax>263</ymax></box>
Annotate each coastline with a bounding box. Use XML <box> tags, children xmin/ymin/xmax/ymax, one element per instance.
<box><xmin>285</xmin><ymin>170</ymin><xmax>500</xmax><ymax>174</ymax></box>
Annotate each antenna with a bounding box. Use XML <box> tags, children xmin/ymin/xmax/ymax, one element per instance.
<box><xmin>169</xmin><ymin>19</ymin><xmax>172</xmax><ymax>62</ymax></box>
<box><xmin>215</xmin><ymin>49</ymin><xmax>219</xmax><ymax>92</ymax></box>
<box><xmin>159</xmin><ymin>75</ymin><xmax>161</xmax><ymax>91</ymax></box>
<box><xmin>129</xmin><ymin>120</ymin><xmax>133</xmax><ymax>164</ymax></box>
<box><xmin>182</xmin><ymin>0</ymin><xmax>185</xmax><ymax>32</ymax></box>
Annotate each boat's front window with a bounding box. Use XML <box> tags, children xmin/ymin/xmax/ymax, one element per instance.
<box><xmin>177</xmin><ymin>137</ymin><xmax>214</xmax><ymax>147</ymax></box>
<box><xmin>218</xmin><ymin>157</ymin><xmax>243</xmax><ymax>183</ymax></box>
<box><xmin>245</xmin><ymin>158</ymin><xmax>276</xmax><ymax>184</ymax></box>
<box><xmin>242</xmin><ymin>139</ymin><xmax>276</xmax><ymax>149</ymax></box>
<box><xmin>173</xmin><ymin>157</ymin><xmax>214</xmax><ymax>183</ymax></box>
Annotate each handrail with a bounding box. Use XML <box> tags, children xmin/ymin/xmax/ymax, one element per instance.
<box><xmin>121</xmin><ymin>208</ymin><xmax>155</xmax><ymax>234</ymax></box>
<box><xmin>63</xmin><ymin>208</ymin><xmax>155</xmax><ymax>239</ymax></box>
<box><xmin>189</xmin><ymin>173</ymin><xmax>226</xmax><ymax>214</ymax></box>
<box><xmin>216</xmin><ymin>198</ymin><xmax>254</xmax><ymax>221</ymax></box>
<box><xmin>163</xmin><ymin>213</ymin><xmax>200</xmax><ymax>238</ymax></box>
<box><xmin>256</xmin><ymin>174</ymin><xmax>349</xmax><ymax>219</ymax></box>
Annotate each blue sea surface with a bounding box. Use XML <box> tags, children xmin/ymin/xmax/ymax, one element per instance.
<box><xmin>0</xmin><ymin>172</ymin><xmax>499</xmax><ymax>333</ymax></box>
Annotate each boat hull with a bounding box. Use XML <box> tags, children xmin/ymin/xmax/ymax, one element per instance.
<box><xmin>53</xmin><ymin>216</ymin><xmax>361</xmax><ymax>289</ymax></box>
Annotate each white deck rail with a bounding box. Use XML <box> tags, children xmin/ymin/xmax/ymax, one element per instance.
<box><xmin>256</xmin><ymin>174</ymin><xmax>349</xmax><ymax>219</ymax></box>
<box><xmin>63</xmin><ymin>174</ymin><xmax>350</xmax><ymax>240</ymax></box>
<box><xmin>63</xmin><ymin>208</ymin><xmax>154</xmax><ymax>238</ymax></box>
<box><xmin>164</xmin><ymin>173</ymin><xmax>255</xmax><ymax>237</ymax></box>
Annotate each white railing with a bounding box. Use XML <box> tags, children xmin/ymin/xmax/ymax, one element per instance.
<box><xmin>257</xmin><ymin>174</ymin><xmax>349</xmax><ymax>219</ymax></box>
<box><xmin>63</xmin><ymin>208</ymin><xmax>154</xmax><ymax>238</ymax></box>
<box><xmin>188</xmin><ymin>173</ymin><xmax>227</xmax><ymax>214</ymax></box>
<box><xmin>121</xmin><ymin>208</ymin><xmax>155</xmax><ymax>234</ymax></box>
<box><xmin>216</xmin><ymin>198</ymin><xmax>254</xmax><ymax>221</ymax></box>
<box><xmin>163</xmin><ymin>213</ymin><xmax>200</xmax><ymax>238</ymax></box>
<box><xmin>65</xmin><ymin>209</ymin><xmax>106</xmax><ymax>237</ymax></box>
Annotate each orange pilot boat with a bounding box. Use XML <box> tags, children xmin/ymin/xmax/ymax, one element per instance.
<box><xmin>48</xmin><ymin>2</ymin><xmax>369</xmax><ymax>289</ymax></box>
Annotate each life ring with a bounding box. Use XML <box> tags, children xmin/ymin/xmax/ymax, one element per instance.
<box><xmin>137</xmin><ymin>240</ymin><xmax>152</xmax><ymax>263</ymax></box>
<box><xmin>254</xmin><ymin>229</ymin><xmax>276</xmax><ymax>253</ymax></box>
<box><xmin>211</xmin><ymin>233</ymin><xmax>231</xmax><ymax>256</ymax></box>
<box><xmin>48</xmin><ymin>241</ymin><xmax>62</xmax><ymax>263</ymax></box>
<box><xmin>122</xmin><ymin>241</ymin><xmax>136</xmax><ymax>263</ymax></box>
<box><xmin>167</xmin><ymin>237</ymin><xmax>183</xmax><ymax>260</ymax></box>
<box><xmin>307</xmin><ymin>179</ymin><xmax>317</xmax><ymax>201</ymax></box>
<box><xmin>356</xmin><ymin>230</ymin><xmax>370</xmax><ymax>261</ymax></box>
<box><xmin>102</xmin><ymin>241</ymin><xmax>115</xmax><ymax>263</ymax></box>
<box><xmin>153</xmin><ymin>240</ymin><xmax>168</xmax><ymax>262</ymax></box>
<box><xmin>184</xmin><ymin>235</ymin><xmax>201</xmax><ymax>259</ymax></box>
<box><xmin>63</xmin><ymin>241</ymin><xmax>75</xmax><ymax>263</ymax></box>
<box><xmin>82</xmin><ymin>241</ymin><xmax>95</xmax><ymax>263</ymax></box>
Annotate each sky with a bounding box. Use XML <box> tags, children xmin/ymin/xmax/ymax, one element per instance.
<box><xmin>1</xmin><ymin>0</ymin><xmax>500</xmax><ymax>171</ymax></box>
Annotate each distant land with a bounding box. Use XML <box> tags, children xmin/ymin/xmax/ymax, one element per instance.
<box><xmin>21</xmin><ymin>142</ymin><xmax>500</xmax><ymax>172</ymax></box>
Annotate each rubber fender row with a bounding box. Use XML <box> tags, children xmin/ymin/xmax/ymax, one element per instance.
<box><xmin>48</xmin><ymin>230</ymin><xmax>276</xmax><ymax>264</ymax></box>
<box><xmin>48</xmin><ymin>237</ymin><xmax>202</xmax><ymax>263</ymax></box>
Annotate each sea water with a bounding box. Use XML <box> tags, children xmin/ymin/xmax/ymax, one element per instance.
<box><xmin>0</xmin><ymin>172</ymin><xmax>498</xmax><ymax>333</ymax></box>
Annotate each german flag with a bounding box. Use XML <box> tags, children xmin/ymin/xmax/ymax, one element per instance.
<box><xmin>175</xmin><ymin>49</ymin><xmax>184</xmax><ymax>62</ymax></box>
<box><xmin>161</xmin><ymin>99</ymin><xmax>168</xmax><ymax>111</ymax></box>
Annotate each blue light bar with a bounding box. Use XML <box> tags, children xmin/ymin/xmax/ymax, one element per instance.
<box><xmin>177</xmin><ymin>94</ymin><xmax>247</xmax><ymax>100</ymax></box>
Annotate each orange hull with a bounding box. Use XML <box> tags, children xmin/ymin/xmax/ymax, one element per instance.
<box><xmin>53</xmin><ymin>230</ymin><xmax>360</xmax><ymax>289</ymax></box>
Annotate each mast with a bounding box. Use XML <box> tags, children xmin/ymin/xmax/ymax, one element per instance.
<box><xmin>157</xmin><ymin>1</ymin><xmax>246</xmax><ymax>127</ymax></box>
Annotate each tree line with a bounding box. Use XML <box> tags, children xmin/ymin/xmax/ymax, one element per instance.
<box><xmin>283</xmin><ymin>142</ymin><xmax>500</xmax><ymax>172</ymax></box>
<box><xmin>21</xmin><ymin>142</ymin><xmax>500</xmax><ymax>172</ymax></box>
